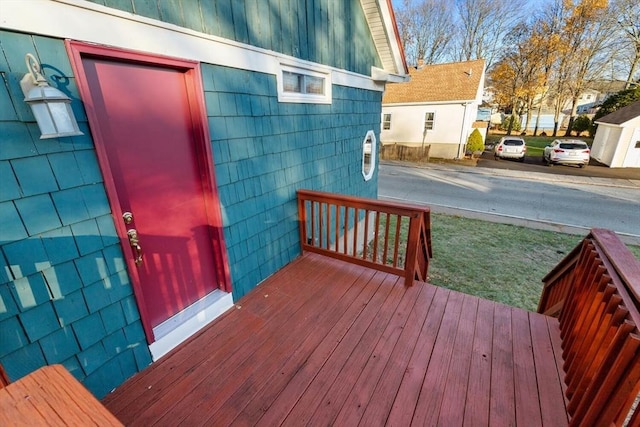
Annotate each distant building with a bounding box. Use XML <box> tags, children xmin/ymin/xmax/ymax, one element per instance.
<box><xmin>521</xmin><ymin>80</ymin><xmax>629</xmax><ymax>132</ymax></box>
<box><xmin>381</xmin><ymin>59</ymin><xmax>486</xmax><ymax>159</ymax></box>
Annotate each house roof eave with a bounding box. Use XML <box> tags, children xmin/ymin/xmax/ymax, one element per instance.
<box><xmin>362</xmin><ymin>0</ymin><xmax>409</xmax><ymax>78</ymax></box>
<box><xmin>371</xmin><ymin>66</ymin><xmax>410</xmax><ymax>83</ymax></box>
<box><xmin>382</xmin><ymin>99</ymin><xmax>480</xmax><ymax>107</ymax></box>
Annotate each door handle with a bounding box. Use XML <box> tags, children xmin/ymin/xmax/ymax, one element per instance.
<box><xmin>127</xmin><ymin>229</ymin><xmax>144</xmax><ymax>266</ymax></box>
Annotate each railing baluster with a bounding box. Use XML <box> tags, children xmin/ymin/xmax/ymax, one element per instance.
<box><xmin>353</xmin><ymin>208</ymin><xmax>359</xmax><ymax>257</ymax></box>
<box><xmin>363</xmin><ymin>209</ymin><xmax>369</xmax><ymax>260</ymax></box>
<box><xmin>334</xmin><ymin>204</ymin><xmax>339</xmax><ymax>253</ymax></box>
<box><xmin>373</xmin><ymin>211</ymin><xmax>380</xmax><ymax>264</ymax></box>
<box><xmin>392</xmin><ymin>214</ymin><xmax>401</xmax><ymax>268</ymax></box>
<box><xmin>383</xmin><ymin>213</ymin><xmax>391</xmax><ymax>266</ymax></box>
<box><xmin>343</xmin><ymin>206</ymin><xmax>349</xmax><ymax>255</ymax></box>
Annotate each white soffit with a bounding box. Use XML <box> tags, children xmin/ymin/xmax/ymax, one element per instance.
<box><xmin>360</xmin><ymin>0</ymin><xmax>407</xmax><ymax>77</ymax></box>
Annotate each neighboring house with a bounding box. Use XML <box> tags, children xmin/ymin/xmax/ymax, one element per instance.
<box><xmin>521</xmin><ymin>80</ymin><xmax>629</xmax><ymax>132</ymax></box>
<box><xmin>591</xmin><ymin>101</ymin><xmax>640</xmax><ymax>168</ymax></box>
<box><xmin>576</xmin><ymin>80</ymin><xmax>629</xmax><ymax>115</ymax></box>
<box><xmin>0</xmin><ymin>0</ymin><xmax>407</xmax><ymax>398</ymax></box>
<box><xmin>381</xmin><ymin>59</ymin><xmax>485</xmax><ymax>159</ymax></box>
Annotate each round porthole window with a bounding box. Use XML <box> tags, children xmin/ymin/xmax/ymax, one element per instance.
<box><xmin>362</xmin><ymin>130</ymin><xmax>376</xmax><ymax>181</ymax></box>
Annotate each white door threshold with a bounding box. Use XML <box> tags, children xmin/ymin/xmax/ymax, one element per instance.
<box><xmin>149</xmin><ymin>289</ymin><xmax>233</xmax><ymax>361</ymax></box>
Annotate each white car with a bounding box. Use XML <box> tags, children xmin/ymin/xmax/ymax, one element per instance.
<box><xmin>543</xmin><ymin>139</ymin><xmax>590</xmax><ymax>168</ymax></box>
<box><xmin>494</xmin><ymin>137</ymin><xmax>526</xmax><ymax>161</ymax></box>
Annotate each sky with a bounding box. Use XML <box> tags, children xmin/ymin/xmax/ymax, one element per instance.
<box><xmin>390</xmin><ymin>0</ymin><xmax>543</xmax><ymax>16</ymax></box>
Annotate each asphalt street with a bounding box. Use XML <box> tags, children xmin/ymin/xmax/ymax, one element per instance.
<box><xmin>378</xmin><ymin>161</ymin><xmax>640</xmax><ymax>244</ymax></box>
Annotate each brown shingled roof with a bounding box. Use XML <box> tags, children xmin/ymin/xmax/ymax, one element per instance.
<box><xmin>595</xmin><ymin>100</ymin><xmax>640</xmax><ymax>125</ymax></box>
<box><xmin>382</xmin><ymin>59</ymin><xmax>485</xmax><ymax>104</ymax></box>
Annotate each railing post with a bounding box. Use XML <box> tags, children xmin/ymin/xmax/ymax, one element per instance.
<box><xmin>298</xmin><ymin>194</ymin><xmax>306</xmax><ymax>253</ymax></box>
<box><xmin>404</xmin><ymin>213</ymin><xmax>421</xmax><ymax>287</ymax></box>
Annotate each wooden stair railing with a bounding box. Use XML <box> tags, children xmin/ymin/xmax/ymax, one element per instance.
<box><xmin>297</xmin><ymin>190</ymin><xmax>432</xmax><ymax>286</ymax></box>
<box><xmin>538</xmin><ymin>229</ymin><xmax>640</xmax><ymax>426</ymax></box>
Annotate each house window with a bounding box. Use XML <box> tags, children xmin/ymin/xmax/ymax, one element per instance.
<box><xmin>382</xmin><ymin>114</ymin><xmax>391</xmax><ymax>130</ymax></box>
<box><xmin>362</xmin><ymin>130</ymin><xmax>376</xmax><ymax>181</ymax></box>
<box><xmin>277</xmin><ymin>64</ymin><xmax>331</xmax><ymax>104</ymax></box>
<box><xmin>424</xmin><ymin>112</ymin><xmax>434</xmax><ymax>130</ymax></box>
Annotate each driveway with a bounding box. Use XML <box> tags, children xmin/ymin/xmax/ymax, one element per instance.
<box><xmin>477</xmin><ymin>151</ymin><xmax>640</xmax><ymax>180</ymax></box>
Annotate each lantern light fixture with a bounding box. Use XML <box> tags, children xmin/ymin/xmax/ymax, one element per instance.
<box><xmin>20</xmin><ymin>53</ymin><xmax>83</xmax><ymax>139</ymax></box>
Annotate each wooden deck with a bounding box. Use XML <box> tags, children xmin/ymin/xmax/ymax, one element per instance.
<box><xmin>102</xmin><ymin>252</ymin><xmax>569</xmax><ymax>426</ymax></box>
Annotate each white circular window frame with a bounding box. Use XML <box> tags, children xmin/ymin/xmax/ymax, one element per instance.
<box><xmin>362</xmin><ymin>130</ymin><xmax>377</xmax><ymax>181</ymax></box>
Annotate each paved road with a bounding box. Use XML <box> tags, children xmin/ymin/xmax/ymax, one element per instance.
<box><xmin>378</xmin><ymin>161</ymin><xmax>640</xmax><ymax>244</ymax></box>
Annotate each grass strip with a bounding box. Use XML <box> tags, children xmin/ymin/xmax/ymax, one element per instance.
<box><xmin>382</xmin><ymin>213</ymin><xmax>640</xmax><ymax>312</ymax></box>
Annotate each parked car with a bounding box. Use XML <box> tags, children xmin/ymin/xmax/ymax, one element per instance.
<box><xmin>494</xmin><ymin>137</ymin><xmax>526</xmax><ymax>161</ymax></box>
<box><xmin>543</xmin><ymin>139</ymin><xmax>590</xmax><ymax>168</ymax></box>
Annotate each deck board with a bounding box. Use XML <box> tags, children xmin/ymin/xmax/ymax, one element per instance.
<box><xmin>102</xmin><ymin>253</ymin><xmax>568</xmax><ymax>426</ymax></box>
<box><xmin>463</xmin><ymin>297</ymin><xmax>494</xmax><ymax>427</ymax></box>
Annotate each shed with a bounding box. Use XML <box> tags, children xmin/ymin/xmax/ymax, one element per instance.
<box><xmin>592</xmin><ymin>101</ymin><xmax>640</xmax><ymax>168</ymax></box>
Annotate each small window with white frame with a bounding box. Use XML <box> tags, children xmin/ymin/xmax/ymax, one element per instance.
<box><xmin>424</xmin><ymin>112</ymin><xmax>434</xmax><ymax>130</ymax></box>
<box><xmin>277</xmin><ymin>64</ymin><xmax>331</xmax><ymax>104</ymax></box>
<box><xmin>362</xmin><ymin>130</ymin><xmax>376</xmax><ymax>181</ymax></box>
<box><xmin>382</xmin><ymin>113</ymin><xmax>391</xmax><ymax>130</ymax></box>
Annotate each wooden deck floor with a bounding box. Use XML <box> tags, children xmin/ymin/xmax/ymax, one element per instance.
<box><xmin>102</xmin><ymin>253</ymin><xmax>569</xmax><ymax>426</ymax></box>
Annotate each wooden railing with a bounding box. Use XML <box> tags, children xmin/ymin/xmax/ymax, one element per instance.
<box><xmin>0</xmin><ymin>364</ymin><xmax>9</xmax><ymax>389</ymax></box>
<box><xmin>297</xmin><ymin>190</ymin><xmax>432</xmax><ymax>286</ymax></box>
<box><xmin>538</xmin><ymin>229</ymin><xmax>640</xmax><ymax>426</ymax></box>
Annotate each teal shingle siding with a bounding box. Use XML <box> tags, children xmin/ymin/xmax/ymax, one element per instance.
<box><xmin>204</xmin><ymin>64</ymin><xmax>381</xmax><ymax>299</ymax></box>
<box><xmin>91</xmin><ymin>0</ymin><xmax>382</xmax><ymax>76</ymax></box>
<box><xmin>0</xmin><ymin>30</ymin><xmax>152</xmax><ymax>398</ymax></box>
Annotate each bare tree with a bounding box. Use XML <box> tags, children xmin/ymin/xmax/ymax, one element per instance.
<box><xmin>612</xmin><ymin>0</ymin><xmax>640</xmax><ymax>87</ymax></box>
<box><xmin>395</xmin><ymin>0</ymin><xmax>455</xmax><ymax>66</ymax></box>
<box><xmin>454</xmin><ymin>0</ymin><xmax>520</xmax><ymax>69</ymax></box>
<box><xmin>559</xmin><ymin>0</ymin><xmax>618</xmax><ymax>136</ymax></box>
<box><xmin>530</xmin><ymin>2</ymin><xmax>565</xmax><ymax>135</ymax></box>
<box><xmin>489</xmin><ymin>22</ymin><xmax>545</xmax><ymax>134</ymax></box>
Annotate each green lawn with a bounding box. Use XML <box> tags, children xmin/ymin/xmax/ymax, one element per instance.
<box><xmin>380</xmin><ymin>213</ymin><xmax>640</xmax><ymax>312</ymax></box>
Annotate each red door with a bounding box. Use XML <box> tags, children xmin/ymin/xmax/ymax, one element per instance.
<box><xmin>67</xmin><ymin>43</ymin><xmax>229</xmax><ymax>341</ymax></box>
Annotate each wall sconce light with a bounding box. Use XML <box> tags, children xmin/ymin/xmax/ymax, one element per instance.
<box><xmin>20</xmin><ymin>53</ymin><xmax>83</xmax><ymax>139</ymax></box>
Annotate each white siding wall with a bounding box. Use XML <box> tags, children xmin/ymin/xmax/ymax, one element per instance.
<box><xmin>592</xmin><ymin>116</ymin><xmax>640</xmax><ymax>168</ymax></box>
<box><xmin>381</xmin><ymin>102</ymin><xmax>478</xmax><ymax>158</ymax></box>
<box><xmin>592</xmin><ymin>125</ymin><xmax>622</xmax><ymax>166</ymax></box>
<box><xmin>623</xmin><ymin>127</ymin><xmax>640</xmax><ymax>167</ymax></box>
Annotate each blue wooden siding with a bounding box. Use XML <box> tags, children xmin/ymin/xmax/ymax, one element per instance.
<box><xmin>86</xmin><ymin>0</ymin><xmax>382</xmax><ymax>76</ymax></box>
<box><xmin>203</xmin><ymin>64</ymin><xmax>381</xmax><ymax>299</ymax></box>
<box><xmin>0</xmin><ymin>30</ymin><xmax>152</xmax><ymax>398</ymax></box>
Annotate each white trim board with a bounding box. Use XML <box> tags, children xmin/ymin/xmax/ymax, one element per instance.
<box><xmin>1</xmin><ymin>0</ymin><xmax>385</xmax><ymax>93</ymax></box>
<box><xmin>149</xmin><ymin>289</ymin><xmax>233</xmax><ymax>361</ymax></box>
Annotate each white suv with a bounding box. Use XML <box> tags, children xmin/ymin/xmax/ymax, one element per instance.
<box><xmin>494</xmin><ymin>137</ymin><xmax>526</xmax><ymax>161</ymax></box>
<box><xmin>543</xmin><ymin>139</ymin><xmax>590</xmax><ymax>168</ymax></box>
